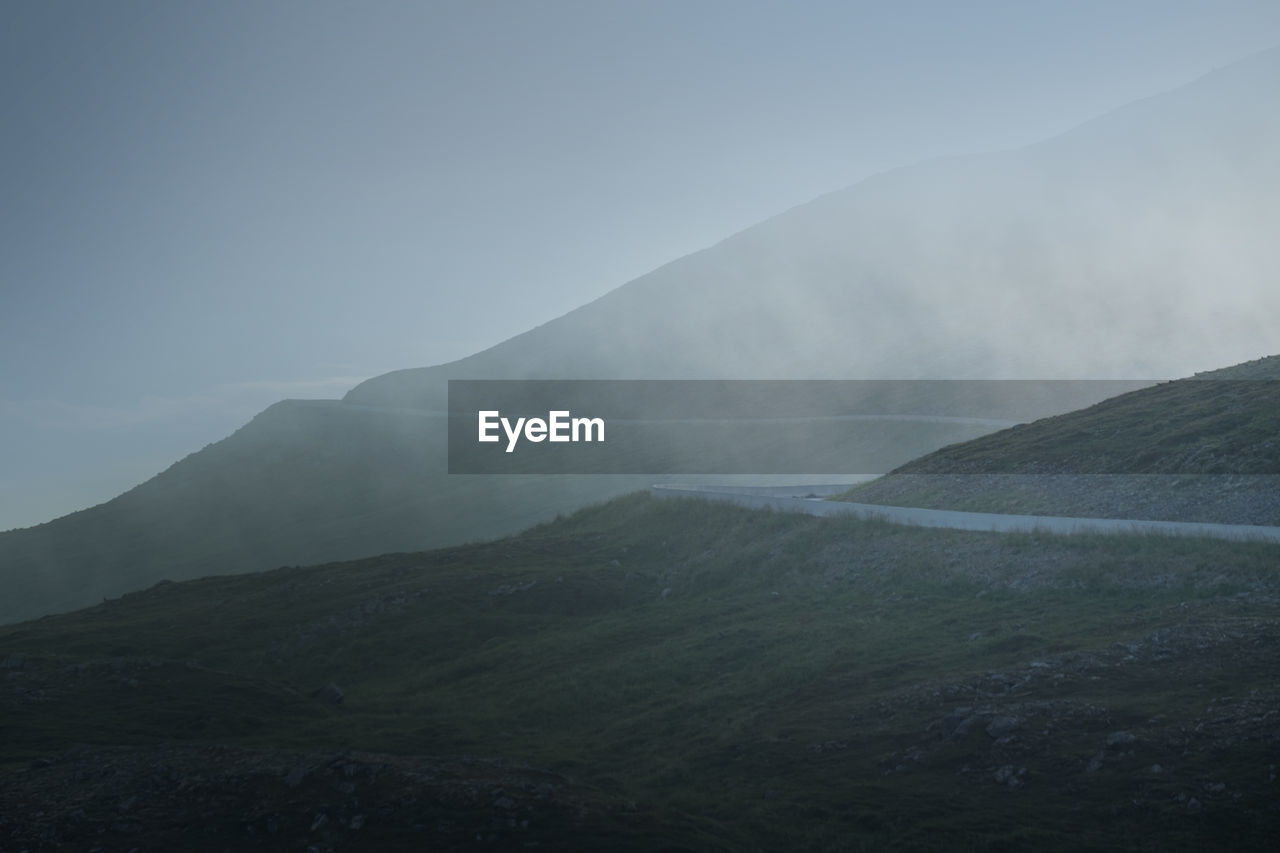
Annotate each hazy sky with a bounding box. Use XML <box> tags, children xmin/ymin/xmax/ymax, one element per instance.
<box><xmin>3</xmin><ymin>0</ymin><xmax>1280</xmax><ymax>530</ymax></box>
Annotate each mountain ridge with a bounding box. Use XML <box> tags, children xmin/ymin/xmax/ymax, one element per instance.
<box><xmin>345</xmin><ymin>48</ymin><xmax>1280</xmax><ymax>409</ymax></box>
<box><xmin>4</xmin><ymin>48</ymin><xmax>1279</xmax><ymax>622</ymax></box>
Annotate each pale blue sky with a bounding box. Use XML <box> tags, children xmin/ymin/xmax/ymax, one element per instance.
<box><xmin>3</xmin><ymin>0</ymin><xmax>1279</xmax><ymax>530</ymax></box>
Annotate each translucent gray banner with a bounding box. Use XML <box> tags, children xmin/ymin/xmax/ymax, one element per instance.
<box><xmin>443</xmin><ymin>378</ymin><xmax>1256</xmax><ymax>474</ymax></box>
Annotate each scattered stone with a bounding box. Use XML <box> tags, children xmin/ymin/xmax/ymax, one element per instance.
<box><xmin>1151</xmin><ymin>764</ymin><xmax>1163</xmax><ymax>774</ymax></box>
<box><xmin>285</xmin><ymin>766</ymin><xmax>308</xmax><ymax>789</ymax></box>
<box><xmin>993</xmin><ymin>765</ymin><xmax>1025</xmax><ymax>787</ymax></box>
<box><xmin>1186</xmin><ymin>797</ymin><xmax>1202</xmax><ymax>812</ymax></box>
<box><xmin>312</xmin><ymin>683</ymin><xmax>344</xmax><ymax>705</ymax></box>
<box><xmin>1105</xmin><ymin>730</ymin><xmax>1136</xmax><ymax>748</ymax></box>
<box><xmin>986</xmin><ymin>716</ymin><xmax>1020</xmax><ymax>738</ymax></box>
<box><xmin>1</xmin><ymin>653</ymin><xmax>27</xmax><ymax>669</ymax></box>
<box><xmin>809</xmin><ymin>740</ymin><xmax>849</xmax><ymax>753</ymax></box>
<box><xmin>490</xmin><ymin>580</ymin><xmax>537</xmax><ymax>596</ymax></box>
<box><xmin>939</xmin><ymin>707</ymin><xmax>975</xmax><ymax>738</ymax></box>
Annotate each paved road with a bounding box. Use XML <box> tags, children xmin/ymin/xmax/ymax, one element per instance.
<box><xmin>650</xmin><ymin>484</ymin><xmax>1280</xmax><ymax>544</ymax></box>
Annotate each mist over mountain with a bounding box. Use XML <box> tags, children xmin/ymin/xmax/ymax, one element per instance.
<box><xmin>349</xmin><ymin>49</ymin><xmax>1280</xmax><ymax>409</ymax></box>
<box><xmin>3</xmin><ymin>49</ymin><xmax>1279</xmax><ymax>623</ymax></box>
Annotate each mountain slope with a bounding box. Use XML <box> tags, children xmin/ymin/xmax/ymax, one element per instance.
<box><xmin>840</xmin><ymin>354</ymin><xmax>1280</xmax><ymax>522</ymax></box>
<box><xmin>0</xmin><ymin>401</ymin><xmax>657</xmax><ymax>623</ymax></box>
<box><xmin>4</xmin><ymin>49</ymin><xmax>1280</xmax><ymax>623</ymax></box>
<box><xmin>3</xmin><ymin>493</ymin><xmax>1279</xmax><ymax>850</ymax></box>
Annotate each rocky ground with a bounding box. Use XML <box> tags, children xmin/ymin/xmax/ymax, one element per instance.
<box><xmin>4</xmin><ymin>610</ymin><xmax>1278</xmax><ymax>851</ymax></box>
<box><xmin>0</xmin><ymin>745</ymin><xmax>687</xmax><ymax>852</ymax></box>
<box><xmin>3</xmin><ymin>494</ymin><xmax>1278</xmax><ymax>851</ymax></box>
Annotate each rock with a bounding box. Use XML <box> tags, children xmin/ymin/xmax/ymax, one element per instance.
<box><xmin>1086</xmin><ymin>751</ymin><xmax>1105</xmax><ymax>773</ymax></box>
<box><xmin>285</xmin><ymin>766</ymin><xmax>308</xmax><ymax>789</ymax></box>
<box><xmin>312</xmin><ymin>683</ymin><xmax>344</xmax><ymax>704</ymax></box>
<box><xmin>1186</xmin><ymin>797</ymin><xmax>1202</xmax><ymax>812</ymax></box>
<box><xmin>993</xmin><ymin>765</ymin><xmax>1025</xmax><ymax>787</ymax></box>
<box><xmin>985</xmin><ymin>716</ymin><xmax>1020</xmax><ymax>738</ymax></box>
<box><xmin>1151</xmin><ymin>764</ymin><xmax>1163</xmax><ymax>774</ymax></box>
<box><xmin>489</xmin><ymin>580</ymin><xmax>537</xmax><ymax>595</ymax></box>
<box><xmin>939</xmin><ymin>707</ymin><xmax>974</xmax><ymax>737</ymax></box>
<box><xmin>1105</xmin><ymin>730</ymin><xmax>1136</xmax><ymax>748</ymax></box>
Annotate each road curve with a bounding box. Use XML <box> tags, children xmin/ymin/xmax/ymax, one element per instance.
<box><xmin>650</xmin><ymin>484</ymin><xmax>1280</xmax><ymax>544</ymax></box>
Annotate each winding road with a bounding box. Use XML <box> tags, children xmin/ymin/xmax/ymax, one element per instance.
<box><xmin>650</xmin><ymin>483</ymin><xmax>1280</xmax><ymax>544</ymax></box>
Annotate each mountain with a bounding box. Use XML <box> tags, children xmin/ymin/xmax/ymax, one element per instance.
<box><xmin>841</xmin><ymin>354</ymin><xmax>1280</xmax><ymax>523</ymax></box>
<box><xmin>348</xmin><ymin>48</ymin><xmax>1280</xmax><ymax>408</ymax></box>
<box><xmin>4</xmin><ymin>49</ymin><xmax>1280</xmax><ymax>623</ymax></box>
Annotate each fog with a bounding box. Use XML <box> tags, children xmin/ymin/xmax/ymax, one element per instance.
<box><xmin>3</xmin><ymin>1</ymin><xmax>1280</xmax><ymax>530</ymax></box>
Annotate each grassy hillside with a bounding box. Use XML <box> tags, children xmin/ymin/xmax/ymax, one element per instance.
<box><xmin>3</xmin><ymin>493</ymin><xmax>1279</xmax><ymax>850</ymax></box>
<box><xmin>0</xmin><ymin>401</ymin><xmax>660</xmax><ymax>624</ymax></box>
<box><xmin>838</xmin><ymin>355</ymin><xmax>1280</xmax><ymax>524</ymax></box>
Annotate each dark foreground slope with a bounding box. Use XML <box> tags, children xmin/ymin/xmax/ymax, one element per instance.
<box><xmin>4</xmin><ymin>494</ymin><xmax>1279</xmax><ymax>851</ymax></box>
<box><xmin>840</xmin><ymin>355</ymin><xmax>1280</xmax><ymax>524</ymax></box>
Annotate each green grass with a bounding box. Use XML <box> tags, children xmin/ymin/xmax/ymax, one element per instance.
<box><xmin>833</xmin><ymin>363</ymin><xmax>1280</xmax><ymax>525</ymax></box>
<box><xmin>3</xmin><ymin>493</ymin><xmax>1279</xmax><ymax>850</ymax></box>
<box><xmin>887</xmin><ymin>374</ymin><xmax>1280</xmax><ymax>476</ymax></box>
